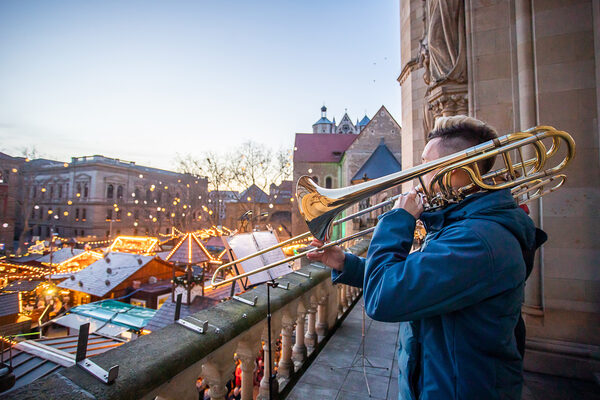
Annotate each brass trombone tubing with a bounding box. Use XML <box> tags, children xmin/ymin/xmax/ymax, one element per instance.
<box><xmin>298</xmin><ymin>127</ymin><xmax>575</xmax><ymax>240</ymax></box>
<box><xmin>210</xmin><ymin>227</ymin><xmax>375</xmax><ymax>288</ymax></box>
<box><xmin>209</xmin><ymin>195</ymin><xmax>401</xmax><ymax>287</ymax></box>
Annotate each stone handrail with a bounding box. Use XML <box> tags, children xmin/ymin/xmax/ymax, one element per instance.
<box><xmin>4</xmin><ymin>239</ymin><xmax>370</xmax><ymax>400</ymax></box>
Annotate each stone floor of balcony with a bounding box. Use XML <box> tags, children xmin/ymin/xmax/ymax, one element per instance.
<box><xmin>286</xmin><ymin>301</ymin><xmax>600</xmax><ymax>400</ymax></box>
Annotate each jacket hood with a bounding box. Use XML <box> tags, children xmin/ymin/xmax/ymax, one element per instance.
<box><xmin>421</xmin><ymin>189</ymin><xmax>537</xmax><ymax>251</ymax></box>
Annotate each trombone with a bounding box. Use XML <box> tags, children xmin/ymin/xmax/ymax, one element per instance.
<box><xmin>210</xmin><ymin>126</ymin><xmax>575</xmax><ymax>288</ymax></box>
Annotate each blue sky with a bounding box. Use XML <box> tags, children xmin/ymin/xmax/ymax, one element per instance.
<box><xmin>0</xmin><ymin>0</ymin><xmax>401</xmax><ymax>170</ymax></box>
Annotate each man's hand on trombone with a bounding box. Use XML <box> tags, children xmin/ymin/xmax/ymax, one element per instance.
<box><xmin>307</xmin><ymin>239</ymin><xmax>346</xmax><ymax>272</ymax></box>
<box><xmin>307</xmin><ymin>188</ymin><xmax>423</xmax><ymax>272</ymax></box>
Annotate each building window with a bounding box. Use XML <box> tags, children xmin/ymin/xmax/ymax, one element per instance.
<box><xmin>116</xmin><ymin>209</ymin><xmax>122</xmax><ymax>221</ymax></box>
<box><xmin>32</xmin><ymin>186</ymin><xmax>37</xmax><ymax>198</ymax></box>
<box><xmin>31</xmin><ymin>207</ymin><xmax>35</xmax><ymax>219</ymax></box>
<box><xmin>325</xmin><ymin>176</ymin><xmax>333</xmax><ymax>188</ymax></box>
<box><xmin>77</xmin><ymin>183</ymin><xmax>82</xmax><ymax>197</ymax></box>
<box><xmin>134</xmin><ymin>210</ymin><xmax>139</xmax><ymax>220</ymax></box>
<box><xmin>66</xmin><ymin>183</ymin><xmax>69</xmax><ymax>197</ymax></box>
<box><xmin>82</xmin><ymin>208</ymin><xmax>87</xmax><ymax>221</ymax></box>
<box><xmin>117</xmin><ymin>185</ymin><xmax>123</xmax><ymax>199</ymax></box>
<box><xmin>107</xmin><ymin>184</ymin><xmax>114</xmax><ymax>199</ymax></box>
<box><xmin>130</xmin><ymin>299</ymin><xmax>146</xmax><ymax>308</ymax></box>
<box><xmin>84</xmin><ymin>184</ymin><xmax>89</xmax><ymax>198</ymax></box>
<box><xmin>39</xmin><ymin>207</ymin><xmax>44</xmax><ymax>219</ymax></box>
<box><xmin>46</xmin><ymin>226</ymin><xmax>50</xmax><ymax>237</ymax></box>
<box><xmin>134</xmin><ymin>188</ymin><xmax>141</xmax><ymax>199</ymax></box>
<box><xmin>80</xmin><ymin>230</ymin><xmax>84</xmax><ymax>236</ymax></box>
<box><xmin>312</xmin><ymin>176</ymin><xmax>319</xmax><ymax>184</ymax></box>
<box><xmin>58</xmin><ymin>185</ymin><xmax>63</xmax><ymax>199</ymax></box>
<box><xmin>106</xmin><ymin>209</ymin><xmax>112</xmax><ymax>221</ymax></box>
<box><xmin>146</xmin><ymin>189</ymin><xmax>152</xmax><ymax>201</ymax></box>
<box><xmin>75</xmin><ymin>208</ymin><xmax>80</xmax><ymax>221</ymax></box>
<box><xmin>49</xmin><ymin>185</ymin><xmax>54</xmax><ymax>199</ymax></box>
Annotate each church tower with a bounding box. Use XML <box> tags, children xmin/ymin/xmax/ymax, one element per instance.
<box><xmin>312</xmin><ymin>105</ymin><xmax>335</xmax><ymax>133</ymax></box>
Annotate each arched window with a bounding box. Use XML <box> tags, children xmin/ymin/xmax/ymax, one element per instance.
<box><xmin>325</xmin><ymin>176</ymin><xmax>333</xmax><ymax>188</ymax></box>
<box><xmin>84</xmin><ymin>184</ymin><xmax>89</xmax><ymax>198</ymax></box>
<box><xmin>77</xmin><ymin>183</ymin><xmax>82</xmax><ymax>196</ymax></box>
<box><xmin>134</xmin><ymin>188</ymin><xmax>141</xmax><ymax>199</ymax></box>
<box><xmin>117</xmin><ymin>185</ymin><xmax>123</xmax><ymax>199</ymax></box>
<box><xmin>106</xmin><ymin>184</ymin><xmax>114</xmax><ymax>199</ymax></box>
<box><xmin>146</xmin><ymin>189</ymin><xmax>152</xmax><ymax>201</ymax></box>
<box><xmin>312</xmin><ymin>176</ymin><xmax>319</xmax><ymax>184</ymax></box>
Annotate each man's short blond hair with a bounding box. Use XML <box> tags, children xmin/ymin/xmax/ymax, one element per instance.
<box><xmin>428</xmin><ymin>115</ymin><xmax>499</xmax><ymax>173</ymax></box>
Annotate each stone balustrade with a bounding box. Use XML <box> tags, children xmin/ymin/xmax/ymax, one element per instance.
<box><xmin>3</xmin><ymin>239</ymin><xmax>369</xmax><ymax>400</ymax></box>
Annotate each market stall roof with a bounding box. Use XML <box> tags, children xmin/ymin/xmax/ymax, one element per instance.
<box><xmin>108</xmin><ymin>236</ymin><xmax>160</xmax><ymax>254</ymax></box>
<box><xmin>165</xmin><ymin>233</ymin><xmax>212</xmax><ymax>264</ymax></box>
<box><xmin>144</xmin><ymin>282</ymin><xmax>232</xmax><ymax>332</ymax></box>
<box><xmin>37</xmin><ymin>248</ymin><xmax>84</xmax><ymax>265</ymax></box>
<box><xmin>1</xmin><ymin>280</ymin><xmax>43</xmax><ymax>293</ymax></box>
<box><xmin>57</xmin><ymin>253</ymin><xmax>159</xmax><ymax>297</ymax></box>
<box><xmin>54</xmin><ymin>299</ymin><xmax>156</xmax><ymax>332</ymax></box>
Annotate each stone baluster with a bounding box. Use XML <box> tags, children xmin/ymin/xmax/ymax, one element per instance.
<box><xmin>237</xmin><ymin>353</ymin><xmax>256</xmax><ymax>400</ymax></box>
<box><xmin>345</xmin><ymin>284</ymin><xmax>353</xmax><ymax>306</ymax></box>
<box><xmin>316</xmin><ymin>295</ymin><xmax>329</xmax><ymax>337</ymax></box>
<box><xmin>292</xmin><ymin>311</ymin><xmax>307</xmax><ymax>365</ymax></box>
<box><xmin>340</xmin><ymin>284</ymin><xmax>347</xmax><ymax>312</ymax></box>
<box><xmin>277</xmin><ymin>320</ymin><xmax>295</xmax><ymax>378</ymax></box>
<box><xmin>257</xmin><ymin>339</ymin><xmax>279</xmax><ymax>400</ymax></box>
<box><xmin>202</xmin><ymin>362</ymin><xmax>230</xmax><ymax>400</ymax></box>
<box><xmin>304</xmin><ymin>305</ymin><xmax>318</xmax><ymax>349</ymax></box>
<box><xmin>337</xmin><ymin>286</ymin><xmax>344</xmax><ymax>317</ymax></box>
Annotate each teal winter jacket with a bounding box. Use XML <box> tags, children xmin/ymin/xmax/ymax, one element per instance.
<box><xmin>332</xmin><ymin>189</ymin><xmax>537</xmax><ymax>400</ymax></box>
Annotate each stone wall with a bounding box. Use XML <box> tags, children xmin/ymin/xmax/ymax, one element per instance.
<box><xmin>399</xmin><ymin>0</ymin><xmax>600</xmax><ymax>379</ymax></box>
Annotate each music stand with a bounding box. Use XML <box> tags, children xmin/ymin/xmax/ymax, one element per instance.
<box><xmin>226</xmin><ymin>230</ymin><xmax>294</xmax><ymax>400</ymax></box>
<box><xmin>330</xmin><ymin>296</ymin><xmax>388</xmax><ymax>397</ymax></box>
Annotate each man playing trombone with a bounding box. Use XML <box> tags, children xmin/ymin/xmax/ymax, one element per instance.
<box><xmin>309</xmin><ymin>115</ymin><xmax>543</xmax><ymax>400</ymax></box>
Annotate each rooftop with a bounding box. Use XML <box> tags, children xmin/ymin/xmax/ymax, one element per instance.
<box><xmin>294</xmin><ymin>133</ymin><xmax>357</xmax><ymax>163</ymax></box>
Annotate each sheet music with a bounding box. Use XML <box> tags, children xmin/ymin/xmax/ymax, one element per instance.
<box><xmin>226</xmin><ymin>231</ymin><xmax>292</xmax><ymax>286</ymax></box>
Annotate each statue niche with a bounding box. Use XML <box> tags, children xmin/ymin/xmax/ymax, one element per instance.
<box><xmin>421</xmin><ymin>0</ymin><xmax>469</xmax><ymax>137</ymax></box>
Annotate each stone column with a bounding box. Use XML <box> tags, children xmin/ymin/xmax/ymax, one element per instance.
<box><xmin>292</xmin><ymin>312</ymin><xmax>307</xmax><ymax>364</ymax></box>
<box><xmin>316</xmin><ymin>295</ymin><xmax>329</xmax><ymax>337</ymax></box>
<box><xmin>277</xmin><ymin>321</ymin><xmax>295</xmax><ymax>378</ymax></box>
<box><xmin>257</xmin><ymin>340</ymin><xmax>278</xmax><ymax>400</ymax></box>
<box><xmin>515</xmin><ymin>0</ymin><xmax>544</xmax><ymax>317</ymax></box>
<box><xmin>237</xmin><ymin>354</ymin><xmax>255</xmax><ymax>400</ymax></box>
<box><xmin>202</xmin><ymin>362</ymin><xmax>230</xmax><ymax>400</ymax></box>
<box><xmin>304</xmin><ymin>306</ymin><xmax>317</xmax><ymax>349</ymax></box>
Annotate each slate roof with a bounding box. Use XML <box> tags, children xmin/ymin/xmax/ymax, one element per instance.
<box><xmin>0</xmin><ymin>292</ymin><xmax>19</xmax><ymax>317</ymax></box>
<box><xmin>313</xmin><ymin>117</ymin><xmax>333</xmax><ymax>125</ymax></box>
<box><xmin>1</xmin><ymin>333</ymin><xmax>124</xmax><ymax>394</ymax></box>
<box><xmin>37</xmin><ymin>248</ymin><xmax>84</xmax><ymax>265</ymax></box>
<box><xmin>144</xmin><ymin>282</ymin><xmax>233</xmax><ymax>332</ymax></box>
<box><xmin>165</xmin><ymin>233</ymin><xmax>212</xmax><ymax>264</ymax></box>
<box><xmin>351</xmin><ymin>139</ymin><xmax>402</xmax><ymax>183</ymax></box>
<box><xmin>6</xmin><ymin>253</ymin><xmax>44</xmax><ymax>264</ymax></box>
<box><xmin>2</xmin><ymin>280</ymin><xmax>43</xmax><ymax>293</ymax></box>
<box><xmin>294</xmin><ymin>133</ymin><xmax>358</xmax><ymax>163</ymax></box>
<box><xmin>239</xmin><ymin>184</ymin><xmax>270</xmax><ymax>203</ymax></box>
<box><xmin>57</xmin><ymin>253</ymin><xmax>156</xmax><ymax>297</ymax></box>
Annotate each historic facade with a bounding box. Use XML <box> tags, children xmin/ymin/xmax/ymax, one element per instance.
<box><xmin>13</xmin><ymin>155</ymin><xmax>209</xmax><ymax>243</ymax></box>
<box><xmin>399</xmin><ymin>0</ymin><xmax>599</xmax><ymax>380</ymax></box>
<box><xmin>293</xmin><ymin>105</ymin><xmax>402</xmax><ymax>235</ymax></box>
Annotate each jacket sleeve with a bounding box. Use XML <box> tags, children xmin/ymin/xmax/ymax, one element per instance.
<box><xmin>331</xmin><ymin>252</ymin><xmax>365</xmax><ymax>288</ymax></box>
<box><xmin>364</xmin><ymin>208</ymin><xmax>497</xmax><ymax>322</ymax></box>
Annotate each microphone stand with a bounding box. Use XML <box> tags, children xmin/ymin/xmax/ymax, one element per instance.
<box><xmin>330</xmin><ymin>296</ymin><xmax>387</xmax><ymax>397</ymax></box>
<box><xmin>266</xmin><ymin>279</ymin><xmax>278</xmax><ymax>400</ymax></box>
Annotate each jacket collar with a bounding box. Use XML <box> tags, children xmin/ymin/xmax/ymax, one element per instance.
<box><xmin>420</xmin><ymin>189</ymin><xmax>516</xmax><ymax>232</ymax></box>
